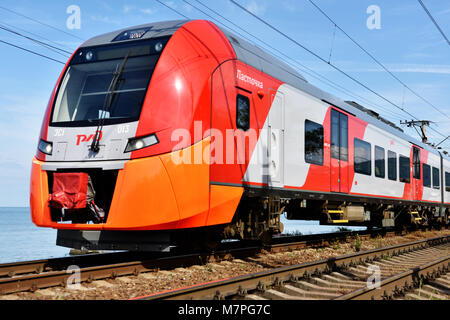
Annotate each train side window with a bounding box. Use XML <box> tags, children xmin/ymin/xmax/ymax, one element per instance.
<box><xmin>354</xmin><ymin>138</ymin><xmax>371</xmax><ymax>176</ymax></box>
<box><xmin>388</xmin><ymin>151</ymin><xmax>397</xmax><ymax>181</ymax></box>
<box><xmin>375</xmin><ymin>146</ymin><xmax>385</xmax><ymax>178</ymax></box>
<box><xmin>330</xmin><ymin>110</ymin><xmax>348</xmax><ymax>161</ymax></box>
<box><xmin>330</xmin><ymin>110</ymin><xmax>340</xmax><ymax>159</ymax></box>
<box><xmin>399</xmin><ymin>156</ymin><xmax>410</xmax><ymax>183</ymax></box>
<box><xmin>304</xmin><ymin>120</ymin><xmax>324</xmax><ymax>166</ymax></box>
<box><xmin>236</xmin><ymin>94</ymin><xmax>250</xmax><ymax>131</ymax></box>
<box><xmin>446</xmin><ymin>172</ymin><xmax>450</xmax><ymax>192</ymax></box>
<box><xmin>413</xmin><ymin>147</ymin><xmax>421</xmax><ymax>179</ymax></box>
<box><xmin>423</xmin><ymin>164</ymin><xmax>431</xmax><ymax>188</ymax></box>
<box><xmin>432</xmin><ymin>167</ymin><xmax>440</xmax><ymax>189</ymax></box>
<box><xmin>340</xmin><ymin>113</ymin><xmax>348</xmax><ymax>162</ymax></box>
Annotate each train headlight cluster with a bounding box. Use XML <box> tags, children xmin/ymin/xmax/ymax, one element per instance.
<box><xmin>38</xmin><ymin>139</ymin><xmax>53</xmax><ymax>155</ymax></box>
<box><xmin>125</xmin><ymin>134</ymin><xmax>159</xmax><ymax>153</ymax></box>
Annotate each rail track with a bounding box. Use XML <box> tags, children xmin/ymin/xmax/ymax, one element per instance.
<box><xmin>0</xmin><ymin>227</ymin><xmax>447</xmax><ymax>297</ymax></box>
<box><xmin>140</xmin><ymin>235</ymin><xmax>450</xmax><ymax>300</ymax></box>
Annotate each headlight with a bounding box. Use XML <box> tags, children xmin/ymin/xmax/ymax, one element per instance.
<box><xmin>85</xmin><ymin>51</ymin><xmax>94</xmax><ymax>61</ymax></box>
<box><xmin>155</xmin><ymin>42</ymin><xmax>164</xmax><ymax>52</ymax></box>
<box><xmin>124</xmin><ymin>134</ymin><xmax>159</xmax><ymax>153</ymax></box>
<box><xmin>38</xmin><ymin>139</ymin><xmax>53</xmax><ymax>155</ymax></box>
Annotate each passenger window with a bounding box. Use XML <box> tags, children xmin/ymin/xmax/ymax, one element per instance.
<box><xmin>375</xmin><ymin>146</ymin><xmax>385</xmax><ymax>178</ymax></box>
<box><xmin>236</xmin><ymin>94</ymin><xmax>250</xmax><ymax>131</ymax></box>
<box><xmin>330</xmin><ymin>110</ymin><xmax>339</xmax><ymax>160</ymax></box>
<box><xmin>413</xmin><ymin>147</ymin><xmax>421</xmax><ymax>179</ymax></box>
<box><xmin>388</xmin><ymin>151</ymin><xmax>397</xmax><ymax>181</ymax></box>
<box><xmin>305</xmin><ymin>120</ymin><xmax>324</xmax><ymax>166</ymax></box>
<box><xmin>354</xmin><ymin>138</ymin><xmax>371</xmax><ymax>176</ymax></box>
<box><xmin>330</xmin><ymin>110</ymin><xmax>348</xmax><ymax>161</ymax></box>
<box><xmin>399</xmin><ymin>156</ymin><xmax>410</xmax><ymax>183</ymax></box>
<box><xmin>432</xmin><ymin>167</ymin><xmax>440</xmax><ymax>189</ymax></box>
<box><xmin>423</xmin><ymin>164</ymin><xmax>431</xmax><ymax>188</ymax></box>
<box><xmin>446</xmin><ymin>172</ymin><xmax>450</xmax><ymax>192</ymax></box>
<box><xmin>340</xmin><ymin>114</ymin><xmax>348</xmax><ymax>162</ymax></box>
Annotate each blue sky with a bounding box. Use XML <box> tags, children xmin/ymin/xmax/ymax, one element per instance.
<box><xmin>0</xmin><ymin>0</ymin><xmax>448</xmax><ymax>206</ymax></box>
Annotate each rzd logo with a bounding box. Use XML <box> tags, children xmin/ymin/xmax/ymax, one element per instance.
<box><xmin>76</xmin><ymin>132</ymin><xmax>102</xmax><ymax>146</ymax></box>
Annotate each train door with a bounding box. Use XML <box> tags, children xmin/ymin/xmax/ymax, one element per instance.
<box><xmin>330</xmin><ymin>109</ymin><xmax>349</xmax><ymax>193</ymax></box>
<box><xmin>412</xmin><ymin>146</ymin><xmax>421</xmax><ymax>201</ymax></box>
<box><xmin>267</xmin><ymin>90</ymin><xmax>284</xmax><ymax>185</ymax></box>
<box><xmin>209</xmin><ymin>61</ymin><xmax>257</xmax><ymax>185</ymax></box>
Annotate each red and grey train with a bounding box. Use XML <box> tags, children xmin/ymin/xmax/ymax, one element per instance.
<box><xmin>30</xmin><ymin>20</ymin><xmax>450</xmax><ymax>251</ymax></box>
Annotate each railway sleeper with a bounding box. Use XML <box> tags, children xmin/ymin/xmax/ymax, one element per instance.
<box><xmin>290</xmin><ymin>280</ymin><xmax>346</xmax><ymax>295</ymax></box>
<box><xmin>309</xmin><ymin>277</ymin><xmax>364</xmax><ymax>290</ymax></box>
<box><xmin>322</xmin><ymin>274</ymin><xmax>366</xmax><ymax>285</ymax></box>
<box><xmin>276</xmin><ymin>285</ymin><xmax>338</xmax><ymax>300</ymax></box>
<box><xmin>409</xmin><ymin>287</ymin><xmax>448</xmax><ymax>300</ymax></box>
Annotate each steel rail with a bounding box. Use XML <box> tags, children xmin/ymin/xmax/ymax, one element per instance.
<box><xmin>336</xmin><ymin>255</ymin><xmax>450</xmax><ymax>300</ymax></box>
<box><xmin>138</xmin><ymin>235</ymin><xmax>449</xmax><ymax>300</ymax></box>
<box><xmin>0</xmin><ymin>227</ymin><xmax>445</xmax><ymax>296</ymax></box>
<box><xmin>0</xmin><ymin>227</ymin><xmax>399</xmax><ymax>278</ymax></box>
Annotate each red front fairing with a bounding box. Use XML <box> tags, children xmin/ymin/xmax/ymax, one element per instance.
<box><xmin>30</xmin><ymin>20</ymin><xmax>246</xmax><ymax>231</ymax></box>
<box><xmin>130</xmin><ymin>20</ymin><xmax>237</xmax><ymax>159</ymax></box>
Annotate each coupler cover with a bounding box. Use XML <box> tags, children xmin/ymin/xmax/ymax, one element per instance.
<box><xmin>49</xmin><ymin>172</ymin><xmax>88</xmax><ymax>209</ymax></box>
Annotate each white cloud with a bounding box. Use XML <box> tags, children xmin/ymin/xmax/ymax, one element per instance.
<box><xmin>315</xmin><ymin>60</ymin><xmax>450</xmax><ymax>75</ymax></box>
<box><xmin>183</xmin><ymin>3</ymin><xmax>194</xmax><ymax>13</ymax></box>
<box><xmin>123</xmin><ymin>5</ymin><xmax>135</xmax><ymax>14</ymax></box>
<box><xmin>140</xmin><ymin>8</ymin><xmax>156</xmax><ymax>15</ymax></box>
<box><xmin>386</xmin><ymin>64</ymin><xmax>450</xmax><ymax>75</ymax></box>
<box><xmin>246</xmin><ymin>0</ymin><xmax>266</xmax><ymax>15</ymax></box>
<box><xmin>165</xmin><ymin>1</ymin><xmax>176</xmax><ymax>9</ymax></box>
<box><xmin>90</xmin><ymin>15</ymin><xmax>121</xmax><ymax>25</ymax></box>
<box><xmin>351</xmin><ymin>63</ymin><xmax>450</xmax><ymax>75</ymax></box>
<box><xmin>282</xmin><ymin>1</ymin><xmax>298</xmax><ymax>13</ymax></box>
<box><xmin>438</xmin><ymin>8</ymin><xmax>450</xmax><ymax>15</ymax></box>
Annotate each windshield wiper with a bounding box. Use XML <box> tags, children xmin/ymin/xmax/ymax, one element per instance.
<box><xmin>90</xmin><ymin>52</ymin><xmax>131</xmax><ymax>153</ymax></box>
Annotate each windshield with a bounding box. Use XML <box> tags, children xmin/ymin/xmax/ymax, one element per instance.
<box><xmin>51</xmin><ymin>37</ymin><xmax>169</xmax><ymax>127</ymax></box>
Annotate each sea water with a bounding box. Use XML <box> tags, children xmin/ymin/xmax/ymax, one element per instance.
<box><xmin>0</xmin><ymin>208</ymin><xmax>365</xmax><ymax>263</ymax></box>
<box><xmin>0</xmin><ymin>207</ymin><xmax>69</xmax><ymax>263</ymax></box>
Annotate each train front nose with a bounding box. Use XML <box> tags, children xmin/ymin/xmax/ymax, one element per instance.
<box><xmin>106</xmin><ymin>155</ymin><xmax>181</xmax><ymax>229</ymax></box>
<box><xmin>106</xmin><ymin>138</ymin><xmax>210</xmax><ymax>230</ymax></box>
<box><xmin>30</xmin><ymin>137</ymin><xmax>211</xmax><ymax>230</ymax></box>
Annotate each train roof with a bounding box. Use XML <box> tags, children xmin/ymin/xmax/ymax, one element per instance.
<box><xmin>80</xmin><ymin>19</ymin><xmax>448</xmax><ymax>160</ymax></box>
<box><xmin>80</xmin><ymin>20</ymin><xmax>187</xmax><ymax>47</ymax></box>
<box><xmin>81</xmin><ymin>20</ymin><xmax>308</xmax><ymax>87</ymax></box>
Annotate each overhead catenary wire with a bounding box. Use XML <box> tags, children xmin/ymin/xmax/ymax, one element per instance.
<box><xmin>0</xmin><ymin>20</ymin><xmax>75</xmax><ymax>52</ymax></box>
<box><xmin>229</xmin><ymin>0</ymin><xmax>448</xmax><ymax>141</ymax></box>
<box><xmin>155</xmin><ymin>0</ymin><xmax>448</xmax><ymax>146</ymax></box>
<box><xmin>0</xmin><ymin>39</ymin><xmax>66</xmax><ymax>64</ymax></box>
<box><xmin>418</xmin><ymin>0</ymin><xmax>450</xmax><ymax>46</ymax></box>
<box><xmin>189</xmin><ymin>0</ymin><xmax>408</xmax><ymax>121</ymax></box>
<box><xmin>308</xmin><ymin>0</ymin><xmax>450</xmax><ymax>120</ymax></box>
<box><xmin>0</xmin><ymin>5</ymin><xmax>84</xmax><ymax>41</ymax></box>
<box><xmin>154</xmin><ymin>0</ymin><xmax>190</xmax><ymax>19</ymax></box>
<box><xmin>0</xmin><ymin>23</ymin><xmax>71</xmax><ymax>58</ymax></box>
<box><xmin>158</xmin><ymin>0</ymin><xmax>423</xmax><ymax>124</ymax></box>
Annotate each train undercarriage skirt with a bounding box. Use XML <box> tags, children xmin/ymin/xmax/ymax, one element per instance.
<box><xmin>56</xmin><ymin>230</ymin><xmax>172</xmax><ymax>252</ymax></box>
